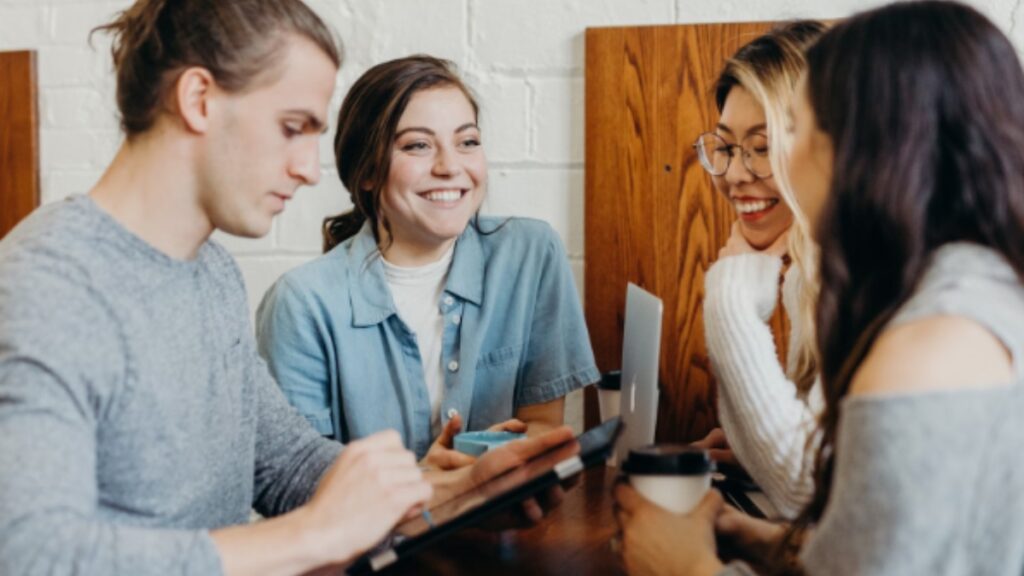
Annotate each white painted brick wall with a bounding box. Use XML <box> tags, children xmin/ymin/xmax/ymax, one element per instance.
<box><xmin>471</xmin><ymin>75</ymin><xmax>530</xmax><ymax>163</ymax></box>
<box><xmin>4</xmin><ymin>0</ymin><xmax>1022</xmax><ymax>307</ymax></box>
<box><xmin>3</xmin><ymin>0</ymin><xmax>1023</xmax><ymax>432</ymax></box>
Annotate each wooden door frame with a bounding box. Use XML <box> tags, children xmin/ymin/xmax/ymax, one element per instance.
<box><xmin>1</xmin><ymin>50</ymin><xmax>40</xmax><ymax>239</ymax></box>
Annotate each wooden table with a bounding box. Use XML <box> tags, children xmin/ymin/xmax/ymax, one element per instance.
<box><xmin>379</xmin><ymin>466</ymin><xmax>626</xmax><ymax>575</ymax></box>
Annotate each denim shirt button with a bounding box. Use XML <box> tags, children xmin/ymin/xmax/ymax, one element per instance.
<box><xmin>447</xmin><ymin>360</ymin><xmax>460</xmax><ymax>372</ymax></box>
<box><xmin>443</xmin><ymin>295</ymin><xmax>455</xmax><ymax>307</ymax></box>
<box><xmin>451</xmin><ymin>314</ymin><xmax>461</xmax><ymax>325</ymax></box>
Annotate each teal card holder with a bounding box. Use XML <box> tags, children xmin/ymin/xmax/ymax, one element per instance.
<box><xmin>452</xmin><ymin>431</ymin><xmax>526</xmax><ymax>456</ymax></box>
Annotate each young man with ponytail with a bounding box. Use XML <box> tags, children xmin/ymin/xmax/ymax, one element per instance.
<box><xmin>0</xmin><ymin>1</ymin><xmax>571</xmax><ymax>575</ymax></box>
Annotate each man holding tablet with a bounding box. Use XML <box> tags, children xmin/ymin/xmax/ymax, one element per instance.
<box><xmin>0</xmin><ymin>1</ymin><xmax>572</xmax><ymax>575</ymax></box>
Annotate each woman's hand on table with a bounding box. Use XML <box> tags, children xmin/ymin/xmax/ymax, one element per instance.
<box><xmin>425</xmin><ymin>426</ymin><xmax>576</xmax><ymax>530</ymax></box>
<box><xmin>421</xmin><ymin>415</ymin><xmax>528</xmax><ymax>471</ymax></box>
<box><xmin>690</xmin><ymin>427</ymin><xmax>739</xmax><ymax>467</ymax></box>
<box><xmin>613</xmin><ymin>483</ymin><xmax>724</xmax><ymax>576</ymax></box>
<box><xmin>472</xmin><ymin>425</ymin><xmax>576</xmax><ymax>529</ymax></box>
<box><xmin>421</xmin><ymin>413</ymin><xmax>476</xmax><ymax>471</ymax></box>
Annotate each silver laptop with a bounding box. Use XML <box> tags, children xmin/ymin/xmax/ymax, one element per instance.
<box><xmin>613</xmin><ymin>283</ymin><xmax>664</xmax><ymax>464</ymax></box>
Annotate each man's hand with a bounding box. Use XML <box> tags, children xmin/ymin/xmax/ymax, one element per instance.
<box><xmin>299</xmin><ymin>431</ymin><xmax>432</xmax><ymax>567</ymax></box>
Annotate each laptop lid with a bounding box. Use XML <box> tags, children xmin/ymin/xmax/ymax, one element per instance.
<box><xmin>613</xmin><ymin>283</ymin><xmax>664</xmax><ymax>464</ymax></box>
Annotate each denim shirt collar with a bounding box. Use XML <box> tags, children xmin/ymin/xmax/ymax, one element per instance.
<box><xmin>345</xmin><ymin>221</ymin><xmax>485</xmax><ymax>327</ymax></box>
<box><xmin>445</xmin><ymin>223</ymin><xmax>485</xmax><ymax>306</ymax></box>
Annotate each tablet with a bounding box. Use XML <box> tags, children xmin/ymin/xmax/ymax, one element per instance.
<box><xmin>347</xmin><ymin>417</ymin><xmax>623</xmax><ymax>575</ymax></box>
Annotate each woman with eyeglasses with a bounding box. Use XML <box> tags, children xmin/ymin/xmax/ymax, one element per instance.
<box><xmin>617</xmin><ymin>2</ymin><xmax>1024</xmax><ymax>574</ymax></box>
<box><xmin>691</xmin><ymin>21</ymin><xmax>826</xmax><ymax>520</ymax></box>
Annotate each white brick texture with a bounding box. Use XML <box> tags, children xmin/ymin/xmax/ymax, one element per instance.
<box><xmin>4</xmin><ymin>0</ymin><xmax>1022</xmax><ymax>429</ymax></box>
<box><xmin>8</xmin><ymin>0</ymin><xmax>1020</xmax><ymax>312</ymax></box>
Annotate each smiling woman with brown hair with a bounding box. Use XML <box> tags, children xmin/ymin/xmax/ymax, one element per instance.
<box><xmin>256</xmin><ymin>55</ymin><xmax>599</xmax><ymax>470</ymax></box>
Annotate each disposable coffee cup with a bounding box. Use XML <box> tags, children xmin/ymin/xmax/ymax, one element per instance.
<box><xmin>597</xmin><ymin>370</ymin><xmax>622</xmax><ymax>422</ymax></box>
<box><xmin>622</xmin><ymin>445</ymin><xmax>714</xmax><ymax>514</ymax></box>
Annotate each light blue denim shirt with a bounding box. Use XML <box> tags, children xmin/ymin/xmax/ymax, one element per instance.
<box><xmin>256</xmin><ymin>216</ymin><xmax>599</xmax><ymax>457</ymax></box>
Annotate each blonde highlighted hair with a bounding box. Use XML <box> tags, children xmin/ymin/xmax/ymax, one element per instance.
<box><xmin>713</xmin><ymin>21</ymin><xmax>826</xmax><ymax>394</ymax></box>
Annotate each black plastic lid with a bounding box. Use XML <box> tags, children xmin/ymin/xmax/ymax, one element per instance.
<box><xmin>597</xmin><ymin>370</ymin><xmax>622</xmax><ymax>390</ymax></box>
<box><xmin>621</xmin><ymin>445</ymin><xmax>715</xmax><ymax>475</ymax></box>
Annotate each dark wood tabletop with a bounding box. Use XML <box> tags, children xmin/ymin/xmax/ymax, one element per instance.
<box><xmin>379</xmin><ymin>466</ymin><xmax>626</xmax><ymax>575</ymax></box>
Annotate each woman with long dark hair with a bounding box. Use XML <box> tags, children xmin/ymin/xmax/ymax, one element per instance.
<box><xmin>615</xmin><ymin>2</ymin><xmax>1024</xmax><ymax>574</ymax></box>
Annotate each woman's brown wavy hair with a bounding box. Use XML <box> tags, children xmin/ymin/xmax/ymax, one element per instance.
<box><xmin>322</xmin><ymin>55</ymin><xmax>479</xmax><ymax>252</ymax></box>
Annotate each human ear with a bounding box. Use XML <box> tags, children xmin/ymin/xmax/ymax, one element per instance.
<box><xmin>174</xmin><ymin>67</ymin><xmax>216</xmax><ymax>134</ymax></box>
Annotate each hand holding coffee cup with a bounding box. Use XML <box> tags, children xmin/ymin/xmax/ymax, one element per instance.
<box><xmin>621</xmin><ymin>445</ymin><xmax>714</xmax><ymax>514</ymax></box>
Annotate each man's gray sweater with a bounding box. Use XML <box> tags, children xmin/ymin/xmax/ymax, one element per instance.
<box><xmin>0</xmin><ymin>195</ymin><xmax>342</xmax><ymax>575</ymax></box>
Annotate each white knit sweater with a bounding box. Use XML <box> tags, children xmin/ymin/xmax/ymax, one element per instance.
<box><xmin>703</xmin><ymin>253</ymin><xmax>823</xmax><ymax>519</ymax></box>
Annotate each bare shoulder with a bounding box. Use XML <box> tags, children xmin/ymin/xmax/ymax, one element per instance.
<box><xmin>849</xmin><ymin>315</ymin><xmax>1013</xmax><ymax>398</ymax></box>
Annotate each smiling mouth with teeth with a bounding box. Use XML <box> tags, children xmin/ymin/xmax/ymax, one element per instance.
<box><xmin>421</xmin><ymin>189</ymin><xmax>467</xmax><ymax>203</ymax></box>
<box><xmin>734</xmin><ymin>198</ymin><xmax>779</xmax><ymax>215</ymax></box>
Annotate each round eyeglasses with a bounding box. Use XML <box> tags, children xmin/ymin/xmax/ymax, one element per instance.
<box><xmin>692</xmin><ymin>132</ymin><xmax>772</xmax><ymax>179</ymax></box>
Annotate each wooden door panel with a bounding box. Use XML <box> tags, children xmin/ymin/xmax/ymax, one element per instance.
<box><xmin>0</xmin><ymin>50</ymin><xmax>40</xmax><ymax>239</ymax></box>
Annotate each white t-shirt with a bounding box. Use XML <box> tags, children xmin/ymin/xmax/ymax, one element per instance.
<box><xmin>382</xmin><ymin>245</ymin><xmax>455</xmax><ymax>437</ymax></box>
